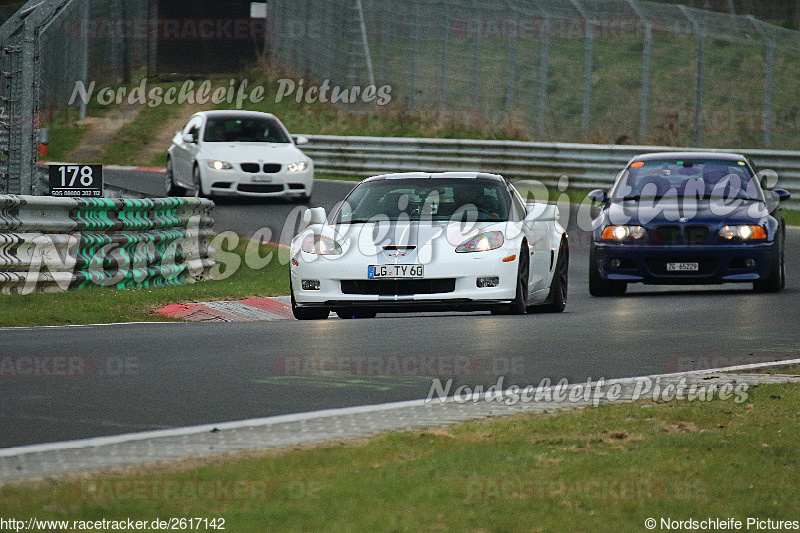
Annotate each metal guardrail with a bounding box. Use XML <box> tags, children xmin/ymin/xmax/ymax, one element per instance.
<box><xmin>0</xmin><ymin>195</ymin><xmax>216</xmax><ymax>294</ymax></box>
<box><xmin>301</xmin><ymin>135</ymin><xmax>800</xmax><ymax>209</ymax></box>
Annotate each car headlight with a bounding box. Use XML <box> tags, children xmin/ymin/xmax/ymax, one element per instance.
<box><xmin>288</xmin><ymin>161</ymin><xmax>309</xmax><ymax>172</ymax></box>
<box><xmin>301</xmin><ymin>234</ymin><xmax>343</xmax><ymax>255</ymax></box>
<box><xmin>719</xmin><ymin>225</ymin><xmax>767</xmax><ymax>240</ymax></box>
<box><xmin>455</xmin><ymin>231</ymin><xmax>504</xmax><ymax>253</ymax></box>
<box><xmin>205</xmin><ymin>160</ymin><xmax>233</xmax><ymax>170</ymax></box>
<box><xmin>600</xmin><ymin>225</ymin><xmax>647</xmax><ymax>241</ymax></box>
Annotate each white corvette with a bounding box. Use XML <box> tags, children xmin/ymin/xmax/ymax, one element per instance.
<box><xmin>166</xmin><ymin>110</ymin><xmax>314</xmax><ymax>201</ymax></box>
<box><xmin>289</xmin><ymin>172</ymin><xmax>569</xmax><ymax>319</ymax></box>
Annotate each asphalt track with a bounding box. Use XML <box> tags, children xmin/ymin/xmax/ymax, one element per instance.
<box><xmin>1</xmin><ymin>169</ymin><xmax>799</xmax><ymax>448</ymax></box>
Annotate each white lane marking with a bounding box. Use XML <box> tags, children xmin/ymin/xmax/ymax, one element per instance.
<box><xmin>1</xmin><ymin>357</ymin><xmax>798</xmax><ymax>459</ymax></box>
<box><xmin>0</xmin><ymin>322</ymin><xmax>188</xmax><ymax>331</ymax></box>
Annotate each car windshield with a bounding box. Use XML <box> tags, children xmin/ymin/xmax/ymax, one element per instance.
<box><xmin>335</xmin><ymin>178</ymin><xmax>512</xmax><ymax>223</ymax></box>
<box><xmin>203</xmin><ymin>116</ymin><xmax>291</xmax><ymax>143</ymax></box>
<box><xmin>611</xmin><ymin>159</ymin><xmax>761</xmax><ymax>202</ymax></box>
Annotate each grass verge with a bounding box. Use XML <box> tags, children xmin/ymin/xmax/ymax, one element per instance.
<box><xmin>1</xmin><ymin>382</ymin><xmax>799</xmax><ymax>531</ymax></box>
<box><xmin>0</xmin><ymin>240</ymin><xmax>288</xmax><ymax>327</ymax></box>
<box><xmin>739</xmin><ymin>364</ymin><xmax>800</xmax><ymax>375</ymax></box>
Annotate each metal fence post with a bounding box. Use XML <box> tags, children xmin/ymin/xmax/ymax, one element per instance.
<box><xmin>679</xmin><ymin>5</ymin><xmax>703</xmax><ymax>147</ymax></box>
<box><xmin>355</xmin><ymin>0</ymin><xmax>375</xmax><ymax>87</ymax></box>
<box><xmin>747</xmin><ymin>16</ymin><xmax>775</xmax><ymax>149</ymax></box>
<box><xmin>471</xmin><ymin>19</ymin><xmax>480</xmax><ymax>110</ymax></box>
<box><xmin>568</xmin><ymin>0</ymin><xmax>592</xmax><ymax>140</ymax></box>
<box><xmin>538</xmin><ymin>17</ymin><xmax>550</xmax><ymax>138</ymax></box>
<box><xmin>506</xmin><ymin>29</ymin><xmax>516</xmax><ymax>111</ymax></box>
<box><xmin>409</xmin><ymin>1</ymin><xmax>420</xmax><ymax>107</ymax></box>
<box><xmin>19</xmin><ymin>15</ymin><xmax>39</xmax><ymax>195</ymax></box>
<box><xmin>624</xmin><ymin>0</ymin><xmax>652</xmax><ymax>143</ymax></box>
<box><xmin>439</xmin><ymin>3</ymin><xmax>450</xmax><ymax>112</ymax></box>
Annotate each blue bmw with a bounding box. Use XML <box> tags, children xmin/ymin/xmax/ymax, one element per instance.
<box><xmin>588</xmin><ymin>152</ymin><xmax>791</xmax><ymax>296</ymax></box>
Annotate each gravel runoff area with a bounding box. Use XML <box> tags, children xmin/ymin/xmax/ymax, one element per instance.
<box><xmin>2</xmin><ymin>360</ymin><xmax>799</xmax><ymax>486</ymax></box>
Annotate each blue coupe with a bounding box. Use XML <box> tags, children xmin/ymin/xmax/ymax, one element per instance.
<box><xmin>588</xmin><ymin>152</ymin><xmax>791</xmax><ymax>296</ymax></box>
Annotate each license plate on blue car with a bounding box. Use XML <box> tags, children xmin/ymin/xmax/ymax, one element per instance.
<box><xmin>666</xmin><ymin>262</ymin><xmax>699</xmax><ymax>272</ymax></box>
<box><xmin>368</xmin><ymin>265</ymin><xmax>424</xmax><ymax>278</ymax></box>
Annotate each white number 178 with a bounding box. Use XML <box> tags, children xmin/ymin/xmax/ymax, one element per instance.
<box><xmin>59</xmin><ymin>165</ymin><xmax>93</xmax><ymax>187</ymax></box>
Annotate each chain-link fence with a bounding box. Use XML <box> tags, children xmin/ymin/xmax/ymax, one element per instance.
<box><xmin>2</xmin><ymin>0</ymin><xmax>800</xmax><ymax>195</ymax></box>
<box><xmin>269</xmin><ymin>0</ymin><xmax>800</xmax><ymax>152</ymax></box>
<box><xmin>0</xmin><ymin>0</ymin><xmax>152</xmax><ymax>195</ymax></box>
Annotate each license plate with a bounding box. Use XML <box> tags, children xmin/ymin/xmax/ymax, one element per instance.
<box><xmin>667</xmin><ymin>262</ymin><xmax>699</xmax><ymax>272</ymax></box>
<box><xmin>368</xmin><ymin>265</ymin><xmax>424</xmax><ymax>278</ymax></box>
<box><xmin>251</xmin><ymin>175</ymin><xmax>273</xmax><ymax>183</ymax></box>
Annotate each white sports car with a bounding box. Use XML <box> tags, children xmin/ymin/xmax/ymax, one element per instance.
<box><xmin>166</xmin><ymin>110</ymin><xmax>314</xmax><ymax>201</ymax></box>
<box><xmin>289</xmin><ymin>171</ymin><xmax>569</xmax><ymax>319</ymax></box>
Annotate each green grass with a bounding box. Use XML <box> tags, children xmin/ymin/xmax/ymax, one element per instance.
<box><xmin>0</xmin><ymin>240</ymin><xmax>289</xmax><ymax>327</ymax></box>
<box><xmin>100</xmin><ymin>82</ymin><xmax>192</xmax><ymax>166</ymax></box>
<box><xmin>739</xmin><ymin>364</ymin><xmax>800</xmax><ymax>375</ymax></box>
<box><xmin>2</xmin><ymin>382</ymin><xmax>799</xmax><ymax>531</ymax></box>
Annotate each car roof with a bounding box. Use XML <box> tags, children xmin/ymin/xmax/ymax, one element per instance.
<box><xmin>363</xmin><ymin>171</ymin><xmax>505</xmax><ymax>182</ymax></box>
<box><xmin>194</xmin><ymin>110</ymin><xmax>279</xmax><ymax>121</ymax></box>
<box><xmin>630</xmin><ymin>151</ymin><xmax>748</xmax><ymax>163</ymax></box>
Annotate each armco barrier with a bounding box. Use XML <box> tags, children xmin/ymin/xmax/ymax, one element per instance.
<box><xmin>0</xmin><ymin>195</ymin><xmax>215</xmax><ymax>294</ymax></box>
<box><xmin>301</xmin><ymin>136</ymin><xmax>800</xmax><ymax>209</ymax></box>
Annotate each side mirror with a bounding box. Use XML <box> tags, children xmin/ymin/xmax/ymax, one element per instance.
<box><xmin>293</xmin><ymin>135</ymin><xmax>309</xmax><ymax>146</ymax></box>
<box><xmin>182</xmin><ymin>132</ymin><xmax>197</xmax><ymax>144</ymax></box>
<box><xmin>303</xmin><ymin>207</ymin><xmax>327</xmax><ymax>226</ymax></box>
<box><xmin>588</xmin><ymin>189</ymin><xmax>607</xmax><ymax>203</ymax></box>
<box><xmin>771</xmin><ymin>189</ymin><xmax>791</xmax><ymax>203</ymax></box>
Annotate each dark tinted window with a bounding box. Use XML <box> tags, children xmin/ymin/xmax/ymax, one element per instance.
<box><xmin>203</xmin><ymin>116</ymin><xmax>290</xmax><ymax>143</ymax></box>
<box><xmin>335</xmin><ymin>178</ymin><xmax>511</xmax><ymax>223</ymax></box>
<box><xmin>612</xmin><ymin>159</ymin><xmax>760</xmax><ymax>201</ymax></box>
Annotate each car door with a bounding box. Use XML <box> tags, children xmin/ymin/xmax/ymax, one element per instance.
<box><xmin>172</xmin><ymin>116</ymin><xmax>203</xmax><ymax>187</ymax></box>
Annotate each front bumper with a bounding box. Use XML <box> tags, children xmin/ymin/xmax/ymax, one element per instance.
<box><xmin>593</xmin><ymin>242</ymin><xmax>775</xmax><ymax>284</ymax></box>
<box><xmin>291</xmin><ymin>248</ymin><xmax>521</xmax><ymax>309</ymax></box>
<box><xmin>203</xmin><ymin>166</ymin><xmax>313</xmax><ymax>197</ymax></box>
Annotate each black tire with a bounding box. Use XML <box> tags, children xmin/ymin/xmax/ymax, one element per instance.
<box><xmin>165</xmin><ymin>158</ymin><xmax>182</xmax><ymax>196</ymax></box>
<box><xmin>753</xmin><ymin>231</ymin><xmax>784</xmax><ymax>293</ymax></box>
<box><xmin>190</xmin><ymin>164</ymin><xmax>205</xmax><ymax>198</ymax></box>
<box><xmin>336</xmin><ymin>308</ymin><xmax>377</xmax><ymax>319</ymax></box>
<box><xmin>295</xmin><ymin>194</ymin><xmax>312</xmax><ymax>204</ymax></box>
<box><xmin>589</xmin><ymin>242</ymin><xmax>627</xmax><ymax>297</ymax></box>
<box><xmin>533</xmin><ymin>238</ymin><xmax>569</xmax><ymax>313</ymax></box>
<box><xmin>492</xmin><ymin>242</ymin><xmax>529</xmax><ymax>315</ymax></box>
<box><xmin>291</xmin><ymin>283</ymin><xmax>329</xmax><ymax>320</ymax></box>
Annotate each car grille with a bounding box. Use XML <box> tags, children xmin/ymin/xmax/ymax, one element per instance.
<box><xmin>341</xmin><ymin>279</ymin><xmax>456</xmax><ymax>296</ymax></box>
<box><xmin>262</xmin><ymin>163</ymin><xmax>282</xmax><ymax>173</ymax></box>
<box><xmin>237</xmin><ymin>184</ymin><xmax>284</xmax><ymax>193</ymax></box>
<box><xmin>645</xmin><ymin>257</ymin><xmax>719</xmax><ymax>275</ymax></box>
<box><xmin>652</xmin><ymin>225</ymin><xmax>711</xmax><ymax>245</ymax></box>
<box><xmin>240</xmin><ymin>163</ymin><xmax>283</xmax><ymax>173</ymax></box>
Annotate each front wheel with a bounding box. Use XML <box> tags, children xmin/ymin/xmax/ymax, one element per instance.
<box><xmin>491</xmin><ymin>243</ymin><xmax>529</xmax><ymax>315</ymax></box>
<box><xmin>753</xmin><ymin>233</ymin><xmax>784</xmax><ymax>293</ymax></box>
<box><xmin>165</xmin><ymin>158</ymin><xmax>182</xmax><ymax>196</ymax></box>
<box><xmin>589</xmin><ymin>243</ymin><xmax>627</xmax><ymax>297</ymax></box>
<box><xmin>189</xmin><ymin>164</ymin><xmax>205</xmax><ymax>198</ymax></box>
<box><xmin>532</xmin><ymin>238</ymin><xmax>568</xmax><ymax>313</ymax></box>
